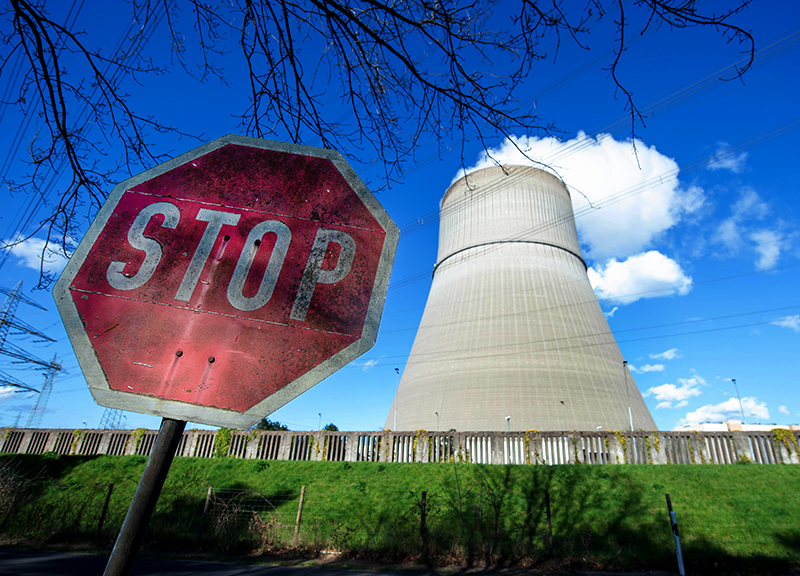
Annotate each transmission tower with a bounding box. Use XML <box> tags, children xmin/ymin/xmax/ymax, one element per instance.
<box><xmin>0</xmin><ymin>281</ymin><xmax>62</xmax><ymax>427</ymax></box>
<box><xmin>0</xmin><ymin>369</ymin><xmax>39</xmax><ymax>393</ymax></box>
<box><xmin>0</xmin><ymin>281</ymin><xmax>56</xmax><ymax>367</ymax></box>
<box><xmin>26</xmin><ymin>355</ymin><xmax>61</xmax><ymax>428</ymax></box>
<box><xmin>98</xmin><ymin>408</ymin><xmax>126</xmax><ymax>429</ymax></box>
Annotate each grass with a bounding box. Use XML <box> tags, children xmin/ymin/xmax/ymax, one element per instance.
<box><xmin>1</xmin><ymin>454</ymin><xmax>799</xmax><ymax>573</ymax></box>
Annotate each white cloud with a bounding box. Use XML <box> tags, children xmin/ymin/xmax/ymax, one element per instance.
<box><xmin>456</xmin><ymin>132</ymin><xmax>704</xmax><ymax>261</ymax></box>
<box><xmin>3</xmin><ymin>235</ymin><xmax>71</xmax><ymax>275</ymax></box>
<box><xmin>716</xmin><ymin>218</ymin><xmax>741</xmax><ymax>250</ymax></box>
<box><xmin>603</xmin><ymin>306</ymin><xmax>619</xmax><ymax>318</ymax></box>
<box><xmin>771</xmin><ymin>315</ymin><xmax>800</xmax><ymax>332</ymax></box>
<box><xmin>587</xmin><ymin>251</ymin><xmax>692</xmax><ymax>305</ymax></box>
<box><xmin>779</xmin><ymin>406</ymin><xmax>790</xmax><ymax>415</ymax></box>
<box><xmin>707</xmin><ymin>142</ymin><xmax>747</xmax><ymax>173</ymax></box>
<box><xmin>650</xmin><ymin>348</ymin><xmax>683</xmax><ymax>361</ymax></box>
<box><xmin>713</xmin><ymin>189</ymin><xmax>789</xmax><ymax>270</ymax></box>
<box><xmin>352</xmin><ymin>358</ymin><xmax>380</xmax><ymax>372</ymax></box>
<box><xmin>0</xmin><ymin>386</ymin><xmax>20</xmax><ymax>403</ymax></box>
<box><xmin>732</xmin><ymin>188</ymin><xmax>770</xmax><ymax>220</ymax></box>
<box><xmin>676</xmin><ymin>397</ymin><xmax>769</xmax><ymax>427</ymax></box>
<box><xmin>629</xmin><ymin>363</ymin><xmax>665</xmax><ymax>374</ymax></box>
<box><xmin>715</xmin><ymin>189</ymin><xmax>769</xmax><ymax>251</ymax></box>
<box><xmin>750</xmin><ymin>229</ymin><xmax>784</xmax><ymax>270</ymax></box>
<box><xmin>645</xmin><ymin>375</ymin><xmax>706</xmax><ymax>408</ymax></box>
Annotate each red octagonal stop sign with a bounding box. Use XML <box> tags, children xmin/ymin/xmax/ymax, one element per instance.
<box><xmin>54</xmin><ymin>135</ymin><xmax>398</xmax><ymax>429</ymax></box>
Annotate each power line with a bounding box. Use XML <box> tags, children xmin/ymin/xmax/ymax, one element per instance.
<box><xmin>386</xmin><ymin>115</ymin><xmax>800</xmax><ymax>298</ymax></box>
<box><xmin>0</xmin><ymin>2</ymin><xmax>168</xmax><ymax>271</ymax></box>
<box><xmin>364</xmin><ymin>307</ymin><xmax>798</xmax><ymax>367</ymax></box>
<box><xmin>397</xmin><ymin>26</ymin><xmax>800</xmax><ymax>239</ymax></box>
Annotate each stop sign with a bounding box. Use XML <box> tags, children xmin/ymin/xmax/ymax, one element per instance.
<box><xmin>54</xmin><ymin>135</ymin><xmax>398</xmax><ymax>429</ymax></box>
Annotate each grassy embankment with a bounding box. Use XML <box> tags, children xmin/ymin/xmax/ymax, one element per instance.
<box><xmin>1</xmin><ymin>454</ymin><xmax>798</xmax><ymax>573</ymax></box>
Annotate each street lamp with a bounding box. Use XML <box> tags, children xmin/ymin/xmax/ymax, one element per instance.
<box><xmin>318</xmin><ymin>413</ymin><xmax>322</xmax><ymax>430</ymax></box>
<box><xmin>560</xmin><ymin>400</ymin><xmax>567</xmax><ymax>430</ymax></box>
<box><xmin>623</xmin><ymin>360</ymin><xmax>633</xmax><ymax>432</ymax></box>
<box><xmin>505</xmin><ymin>415</ymin><xmax>511</xmax><ymax>432</ymax></box>
<box><xmin>393</xmin><ymin>367</ymin><xmax>400</xmax><ymax>431</ymax></box>
<box><xmin>435</xmin><ymin>411</ymin><xmax>439</xmax><ymax>432</ymax></box>
<box><xmin>731</xmin><ymin>378</ymin><xmax>747</xmax><ymax>425</ymax></box>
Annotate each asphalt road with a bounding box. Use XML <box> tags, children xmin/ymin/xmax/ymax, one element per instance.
<box><xmin>0</xmin><ymin>548</ymin><xmax>423</xmax><ymax>576</ymax></box>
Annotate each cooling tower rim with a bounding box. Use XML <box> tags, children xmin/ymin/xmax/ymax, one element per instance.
<box><xmin>443</xmin><ymin>164</ymin><xmax>569</xmax><ymax>207</ymax></box>
<box><xmin>432</xmin><ymin>238</ymin><xmax>587</xmax><ymax>277</ymax></box>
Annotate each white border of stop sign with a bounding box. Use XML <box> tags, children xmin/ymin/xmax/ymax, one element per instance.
<box><xmin>53</xmin><ymin>135</ymin><xmax>399</xmax><ymax>429</ymax></box>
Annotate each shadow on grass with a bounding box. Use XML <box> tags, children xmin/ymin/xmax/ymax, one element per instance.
<box><xmin>2</xmin><ymin>455</ymin><xmax>799</xmax><ymax>574</ymax></box>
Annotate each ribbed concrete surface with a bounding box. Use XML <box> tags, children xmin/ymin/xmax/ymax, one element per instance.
<box><xmin>386</xmin><ymin>165</ymin><xmax>656</xmax><ymax>432</ymax></box>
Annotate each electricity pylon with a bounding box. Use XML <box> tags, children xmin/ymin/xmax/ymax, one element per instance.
<box><xmin>0</xmin><ymin>281</ymin><xmax>56</xmax><ymax>367</ymax></box>
<box><xmin>26</xmin><ymin>355</ymin><xmax>61</xmax><ymax>428</ymax></box>
<box><xmin>99</xmin><ymin>408</ymin><xmax>126</xmax><ymax>429</ymax></box>
<box><xmin>0</xmin><ymin>369</ymin><xmax>39</xmax><ymax>393</ymax></box>
<box><xmin>0</xmin><ymin>281</ymin><xmax>62</xmax><ymax>427</ymax></box>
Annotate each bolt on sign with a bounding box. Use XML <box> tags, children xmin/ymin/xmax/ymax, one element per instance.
<box><xmin>54</xmin><ymin>135</ymin><xmax>399</xmax><ymax>429</ymax></box>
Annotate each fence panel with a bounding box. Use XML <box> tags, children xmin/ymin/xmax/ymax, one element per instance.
<box><xmin>257</xmin><ymin>434</ymin><xmax>283</xmax><ymax>460</ymax></box>
<box><xmin>1</xmin><ymin>430</ymin><xmax>25</xmax><ymax>453</ymax></box>
<box><xmin>78</xmin><ymin>432</ymin><xmax>104</xmax><ymax>455</ymax></box>
<box><xmin>1</xmin><ymin>428</ymin><xmax>797</xmax><ymax>466</ymax></box>
<box><xmin>193</xmin><ymin>432</ymin><xmax>216</xmax><ymax>458</ymax></box>
<box><xmin>323</xmin><ymin>435</ymin><xmax>347</xmax><ymax>461</ymax></box>
<box><xmin>749</xmin><ymin>433</ymin><xmax>777</xmax><ymax>464</ymax></box>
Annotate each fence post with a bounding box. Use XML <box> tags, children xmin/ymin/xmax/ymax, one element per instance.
<box><xmin>416</xmin><ymin>431</ymin><xmax>429</xmax><ymax>463</ymax></box>
<box><xmin>97</xmin><ymin>431</ymin><xmax>113</xmax><ymax>456</ymax></box>
<box><xmin>97</xmin><ymin>483</ymin><xmax>114</xmax><ymax>537</ymax></box>
<box><xmin>18</xmin><ymin>429</ymin><xmax>35</xmax><ymax>454</ymax></box>
<box><xmin>277</xmin><ymin>432</ymin><xmax>292</xmax><ymax>461</ymax></box>
<box><xmin>245</xmin><ymin>432</ymin><xmax>259</xmax><ymax>459</ymax></box>
<box><xmin>732</xmin><ymin>433</ymin><xmax>754</xmax><ymax>463</ymax></box>
<box><xmin>649</xmin><ymin>433</ymin><xmax>668</xmax><ymax>464</ymax></box>
<box><xmin>197</xmin><ymin>486</ymin><xmax>213</xmax><ymax>543</ymax></box>
<box><xmin>344</xmin><ymin>432</ymin><xmax>358</xmax><ymax>462</ymax></box>
<box><xmin>567</xmin><ymin>432</ymin><xmax>579</xmax><ymax>464</ymax></box>
<box><xmin>184</xmin><ymin>430</ymin><xmax>199</xmax><ymax>458</ymax></box>
<box><xmin>607</xmin><ymin>434</ymin><xmax>625</xmax><ymax>464</ymax></box>
<box><xmin>773</xmin><ymin>432</ymin><xmax>800</xmax><ymax>464</ymax></box>
<box><xmin>42</xmin><ymin>431</ymin><xmax>58</xmax><ymax>453</ymax></box>
<box><xmin>293</xmin><ymin>486</ymin><xmax>306</xmax><ymax>546</ymax></box>
<box><xmin>490</xmin><ymin>432</ymin><xmax>502</xmax><ymax>464</ymax></box>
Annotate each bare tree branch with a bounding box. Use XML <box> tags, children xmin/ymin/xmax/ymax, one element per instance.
<box><xmin>0</xmin><ymin>0</ymin><xmax>755</xmax><ymax>287</ymax></box>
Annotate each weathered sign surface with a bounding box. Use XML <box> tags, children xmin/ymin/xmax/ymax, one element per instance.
<box><xmin>54</xmin><ymin>135</ymin><xmax>398</xmax><ymax>428</ymax></box>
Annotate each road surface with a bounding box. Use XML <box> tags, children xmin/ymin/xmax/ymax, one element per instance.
<box><xmin>0</xmin><ymin>548</ymin><xmax>424</xmax><ymax>576</ymax></box>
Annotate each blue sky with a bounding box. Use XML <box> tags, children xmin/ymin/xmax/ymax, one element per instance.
<box><xmin>1</xmin><ymin>0</ymin><xmax>798</xmax><ymax>432</ymax></box>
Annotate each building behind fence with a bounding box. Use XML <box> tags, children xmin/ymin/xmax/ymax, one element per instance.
<box><xmin>2</xmin><ymin>427</ymin><xmax>799</xmax><ymax>465</ymax></box>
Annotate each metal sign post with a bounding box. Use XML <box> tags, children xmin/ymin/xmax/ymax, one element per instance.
<box><xmin>103</xmin><ymin>418</ymin><xmax>186</xmax><ymax>576</ymax></box>
<box><xmin>665</xmin><ymin>493</ymin><xmax>685</xmax><ymax>576</ymax></box>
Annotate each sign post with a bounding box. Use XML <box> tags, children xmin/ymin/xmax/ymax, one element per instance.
<box><xmin>103</xmin><ymin>418</ymin><xmax>185</xmax><ymax>576</ymax></box>
<box><xmin>54</xmin><ymin>135</ymin><xmax>398</xmax><ymax>575</ymax></box>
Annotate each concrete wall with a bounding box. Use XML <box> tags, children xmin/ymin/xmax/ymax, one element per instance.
<box><xmin>3</xmin><ymin>427</ymin><xmax>799</xmax><ymax>465</ymax></box>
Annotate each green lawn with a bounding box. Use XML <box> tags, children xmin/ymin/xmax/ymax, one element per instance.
<box><xmin>1</xmin><ymin>454</ymin><xmax>798</xmax><ymax>572</ymax></box>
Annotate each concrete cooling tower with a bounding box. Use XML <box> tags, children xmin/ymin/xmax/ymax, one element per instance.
<box><xmin>386</xmin><ymin>165</ymin><xmax>656</xmax><ymax>432</ymax></box>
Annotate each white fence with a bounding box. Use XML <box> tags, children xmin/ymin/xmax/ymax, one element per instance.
<box><xmin>2</xmin><ymin>428</ymin><xmax>798</xmax><ymax>465</ymax></box>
